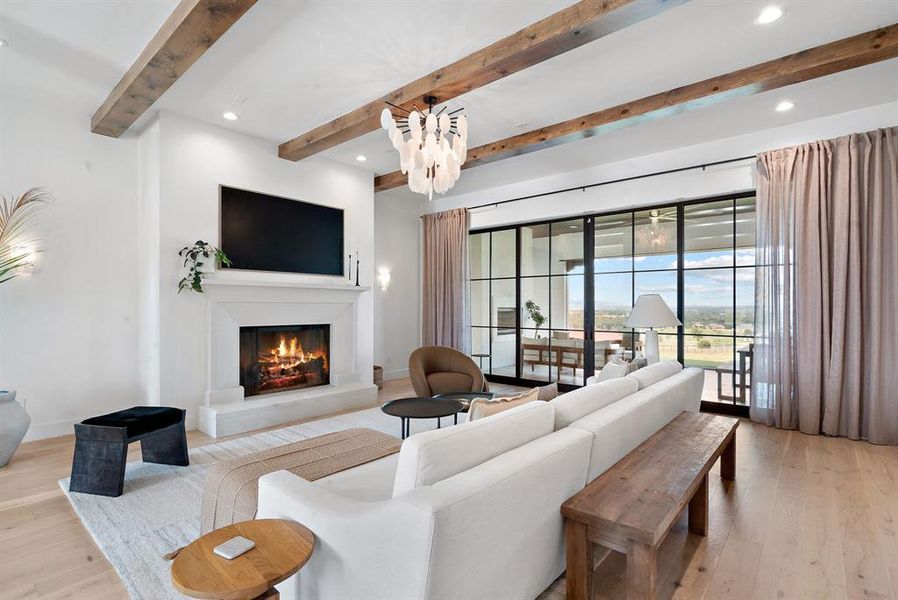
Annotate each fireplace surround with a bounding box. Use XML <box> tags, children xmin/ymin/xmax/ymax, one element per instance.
<box><xmin>239</xmin><ymin>324</ymin><xmax>330</xmax><ymax>396</ymax></box>
<box><xmin>198</xmin><ymin>276</ymin><xmax>377</xmax><ymax>438</ymax></box>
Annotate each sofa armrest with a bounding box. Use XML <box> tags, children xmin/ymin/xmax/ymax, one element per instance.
<box><xmin>257</xmin><ymin>471</ymin><xmax>434</xmax><ymax>600</ymax></box>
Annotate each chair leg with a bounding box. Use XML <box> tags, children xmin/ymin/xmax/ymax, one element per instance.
<box><xmin>141</xmin><ymin>423</ymin><xmax>189</xmax><ymax>466</ymax></box>
<box><xmin>69</xmin><ymin>435</ymin><xmax>128</xmax><ymax>497</ymax></box>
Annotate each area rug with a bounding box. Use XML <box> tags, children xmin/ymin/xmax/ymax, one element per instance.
<box><xmin>58</xmin><ymin>406</ymin><xmax>429</xmax><ymax>600</ymax></box>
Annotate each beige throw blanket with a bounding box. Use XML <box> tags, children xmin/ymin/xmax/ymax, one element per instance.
<box><xmin>200</xmin><ymin>428</ymin><xmax>401</xmax><ymax>534</ymax></box>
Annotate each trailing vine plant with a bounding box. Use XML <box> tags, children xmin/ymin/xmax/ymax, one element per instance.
<box><xmin>178</xmin><ymin>240</ymin><xmax>231</xmax><ymax>293</ymax></box>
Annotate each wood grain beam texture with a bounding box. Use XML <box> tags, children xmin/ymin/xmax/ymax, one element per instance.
<box><xmin>375</xmin><ymin>23</ymin><xmax>898</xmax><ymax>192</ymax></box>
<box><xmin>91</xmin><ymin>0</ymin><xmax>258</xmax><ymax>138</ymax></box>
<box><xmin>278</xmin><ymin>0</ymin><xmax>689</xmax><ymax>161</ymax></box>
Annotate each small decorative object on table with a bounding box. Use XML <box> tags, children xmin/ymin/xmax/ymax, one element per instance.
<box><xmin>178</xmin><ymin>240</ymin><xmax>231</xmax><ymax>293</ymax></box>
<box><xmin>171</xmin><ymin>519</ymin><xmax>314</xmax><ymax>600</ymax></box>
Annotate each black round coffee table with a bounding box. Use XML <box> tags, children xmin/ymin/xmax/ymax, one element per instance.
<box><xmin>433</xmin><ymin>391</ymin><xmax>496</xmax><ymax>412</ymax></box>
<box><xmin>381</xmin><ymin>397</ymin><xmax>464</xmax><ymax>439</ymax></box>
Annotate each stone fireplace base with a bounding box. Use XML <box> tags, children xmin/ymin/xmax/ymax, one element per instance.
<box><xmin>198</xmin><ymin>382</ymin><xmax>377</xmax><ymax>438</ymax></box>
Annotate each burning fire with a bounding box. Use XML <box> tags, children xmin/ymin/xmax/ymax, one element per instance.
<box><xmin>263</xmin><ymin>336</ymin><xmax>327</xmax><ymax>374</ymax></box>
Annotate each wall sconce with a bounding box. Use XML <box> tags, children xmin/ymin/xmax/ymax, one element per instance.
<box><xmin>377</xmin><ymin>268</ymin><xmax>391</xmax><ymax>291</ymax></box>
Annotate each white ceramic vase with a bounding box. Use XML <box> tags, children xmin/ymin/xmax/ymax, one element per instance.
<box><xmin>0</xmin><ymin>390</ymin><xmax>30</xmax><ymax>467</ymax></box>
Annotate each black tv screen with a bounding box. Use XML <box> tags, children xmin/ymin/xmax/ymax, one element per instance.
<box><xmin>220</xmin><ymin>186</ymin><xmax>344</xmax><ymax>275</ymax></box>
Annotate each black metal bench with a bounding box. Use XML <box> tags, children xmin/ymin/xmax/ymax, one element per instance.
<box><xmin>69</xmin><ymin>406</ymin><xmax>188</xmax><ymax>497</ymax></box>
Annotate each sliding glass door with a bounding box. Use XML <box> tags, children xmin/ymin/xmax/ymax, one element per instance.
<box><xmin>468</xmin><ymin>192</ymin><xmax>756</xmax><ymax>411</ymax></box>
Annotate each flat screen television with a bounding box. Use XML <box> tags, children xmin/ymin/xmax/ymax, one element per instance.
<box><xmin>220</xmin><ymin>186</ymin><xmax>344</xmax><ymax>276</ymax></box>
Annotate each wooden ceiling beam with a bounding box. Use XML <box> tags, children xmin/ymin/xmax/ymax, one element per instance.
<box><xmin>91</xmin><ymin>0</ymin><xmax>258</xmax><ymax>138</ymax></box>
<box><xmin>278</xmin><ymin>0</ymin><xmax>689</xmax><ymax>161</ymax></box>
<box><xmin>375</xmin><ymin>23</ymin><xmax>898</xmax><ymax>193</ymax></box>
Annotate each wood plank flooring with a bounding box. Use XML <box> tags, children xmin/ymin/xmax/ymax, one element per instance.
<box><xmin>1</xmin><ymin>379</ymin><xmax>895</xmax><ymax>599</ymax></box>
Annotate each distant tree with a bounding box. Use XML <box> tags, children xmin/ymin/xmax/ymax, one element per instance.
<box><xmin>524</xmin><ymin>300</ymin><xmax>547</xmax><ymax>336</ymax></box>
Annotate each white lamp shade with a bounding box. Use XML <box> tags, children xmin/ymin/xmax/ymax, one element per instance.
<box><xmin>625</xmin><ymin>294</ymin><xmax>681</xmax><ymax>328</ymax></box>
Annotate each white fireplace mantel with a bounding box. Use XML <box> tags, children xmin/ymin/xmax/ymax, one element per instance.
<box><xmin>198</xmin><ymin>275</ymin><xmax>377</xmax><ymax>437</ymax></box>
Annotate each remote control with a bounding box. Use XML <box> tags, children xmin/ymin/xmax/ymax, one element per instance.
<box><xmin>213</xmin><ymin>535</ymin><xmax>255</xmax><ymax>560</ymax></box>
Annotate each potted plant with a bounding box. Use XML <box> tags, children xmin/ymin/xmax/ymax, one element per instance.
<box><xmin>178</xmin><ymin>240</ymin><xmax>231</xmax><ymax>293</ymax></box>
<box><xmin>0</xmin><ymin>188</ymin><xmax>50</xmax><ymax>466</ymax></box>
<box><xmin>524</xmin><ymin>300</ymin><xmax>547</xmax><ymax>337</ymax></box>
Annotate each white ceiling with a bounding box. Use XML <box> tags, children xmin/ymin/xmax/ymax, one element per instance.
<box><xmin>2</xmin><ymin>0</ymin><xmax>896</xmax><ymax>194</ymax></box>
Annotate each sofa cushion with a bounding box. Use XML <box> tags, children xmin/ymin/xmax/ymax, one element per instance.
<box><xmin>626</xmin><ymin>359</ymin><xmax>682</xmax><ymax>390</ymax></box>
<box><xmin>550</xmin><ymin>378</ymin><xmax>639</xmax><ymax>430</ymax></box>
<box><xmin>468</xmin><ymin>388</ymin><xmax>541</xmax><ymax>421</ymax></box>
<box><xmin>426</xmin><ymin>372</ymin><xmax>474</xmax><ymax>395</ymax></box>
<box><xmin>391</xmin><ymin>401</ymin><xmax>554</xmax><ymax>497</ymax></box>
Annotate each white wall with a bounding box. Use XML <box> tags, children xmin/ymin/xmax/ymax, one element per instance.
<box><xmin>143</xmin><ymin>112</ymin><xmax>375</xmax><ymax>428</ymax></box>
<box><xmin>0</xmin><ymin>96</ymin><xmax>142</xmax><ymax>440</ymax></box>
<box><xmin>373</xmin><ymin>194</ymin><xmax>426</xmax><ymax>379</ymax></box>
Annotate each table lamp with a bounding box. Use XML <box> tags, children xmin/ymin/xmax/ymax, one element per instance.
<box><xmin>625</xmin><ymin>294</ymin><xmax>681</xmax><ymax>364</ymax></box>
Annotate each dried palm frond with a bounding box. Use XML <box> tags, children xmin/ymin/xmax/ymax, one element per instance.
<box><xmin>0</xmin><ymin>187</ymin><xmax>51</xmax><ymax>284</ymax></box>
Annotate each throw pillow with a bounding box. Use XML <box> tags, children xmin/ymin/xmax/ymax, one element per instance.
<box><xmin>594</xmin><ymin>359</ymin><xmax>630</xmax><ymax>383</ymax></box>
<box><xmin>468</xmin><ymin>388</ymin><xmax>542</xmax><ymax>421</ymax></box>
<box><xmin>536</xmin><ymin>382</ymin><xmax>559</xmax><ymax>401</ymax></box>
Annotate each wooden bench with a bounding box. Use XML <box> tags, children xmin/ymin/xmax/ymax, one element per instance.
<box><xmin>561</xmin><ymin>412</ymin><xmax>738</xmax><ymax>600</ymax></box>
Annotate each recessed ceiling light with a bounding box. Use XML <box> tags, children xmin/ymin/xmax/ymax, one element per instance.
<box><xmin>755</xmin><ymin>6</ymin><xmax>783</xmax><ymax>24</ymax></box>
<box><xmin>222</xmin><ymin>111</ymin><xmax>238</xmax><ymax>121</ymax></box>
<box><xmin>355</xmin><ymin>155</ymin><xmax>367</xmax><ymax>162</ymax></box>
<box><xmin>775</xmin><ymin>100</ymin><xmax>794</xmax><ymax>112</ymax></box>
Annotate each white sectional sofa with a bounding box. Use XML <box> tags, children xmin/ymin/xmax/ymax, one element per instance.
<box><xmin>257</xmin><ymin>360</ymin><xmax>703</xmax><ymax>600</ymax></box>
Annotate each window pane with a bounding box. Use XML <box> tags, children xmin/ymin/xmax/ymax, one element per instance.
<box><xmin>684</xmin><ymin>269</ymin><xmax>734</xmax><ymax>335</ymax></box>
<box><xmin>490</xmin><ymin>327</ymin><xmax>517</xmax><ymax>379</ymax></box>
<box><xmin>684</xmin><ymin>334</ymin><xmax>733</xmax><ymax>370</ymax></box>
<box><xmin>594</xmin><ymin>213</ymin><xmax>632</xmax><ymax>272</ymax></box>
<box><xmin>551</xmin><ymin>220</ymin><xmax>584</xmax><ymax>275</ymax></box>
<box><xmin>520</xmin><ymin>329</ymin><xmax>551</xmax><ymax>382</ymax></box>
<box><xmin>550</xmin><ymin>330</ymin><xmax>584</xmax><ymax>385</ymax></box>
<box><xmin>594</xmin><ymin>272</ymin><xmax>632</xmax><ymax>331</ymax></box>
<box><xmin>469</xmin><ymin>232</ymin><xmax>490</xmax><ymax>279</ymax></box>
<box><xmin>634</xmin><ymin>271</ymin><xmax>679</xmax><ymax>334</ymax></box>
<box><xmin>470</xmin><ymin>327</ymin><xmax>492</xmax><ymax>374</ymax></box>
<box><xmin>684</xmin><ymin>200</ymin><xmax>734</xmax><ymax>268</ymax></box>
<box><xmin>551</xmin><ymin>275</ymin><xmax>584</xmax><ymax>331</ymax></box>
<box><xmin>627</xmin><ymin>333</ymin><xmax>677</xmax><ymax>360</ymax></box>
<box><xmin>490</xmin><ymin>279</ymin><xmax>516</xmax><ymax>328</ymax></box>
<box><xmin>635</xmin><ymin>207</ymin><xmax>678</xmax><ymax>270</ymax></box>
<box><xmin>491</xmin><ymin>229</ymin><xmax>516</xmax><ymax>278</ymax></box>
<box><xmin>470</xmin><ymin>280</ymin><xmax>489</xmax><ymax>327</ymax></box>
<box><xmin>521</xmin><ymin>224</ymin><xmax>550</xmax><ymax>276</ymax></box>
<box><xmin>736</xmin><ymin>267</ymin><xmax>754</xmax><ymax>336</ymax></box>
<box><xmin>594</xmin><ymin>332</ymin><xmax>624</xmax><ymax>369</ymax></box>
<box><xmin>521</xmin><ymin>277</ymin><xmax>550</xmax><ymax>331</ymax></box>
<box><xmin>735</xmin><ymin>196</ymin><xmax>756</xmax><ymax>266</ymax></box>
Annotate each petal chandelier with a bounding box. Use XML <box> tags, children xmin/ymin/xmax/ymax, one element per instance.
<box><xmin>380</xmin><ymin>96</ymin><xmax>467</xmax><ymax>200</ymax></box>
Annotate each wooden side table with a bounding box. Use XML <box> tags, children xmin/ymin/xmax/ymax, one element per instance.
<box><xmin>171</xmin><ymin>519</ymin><xmax>314</xmax><ymax>600</ymax></box>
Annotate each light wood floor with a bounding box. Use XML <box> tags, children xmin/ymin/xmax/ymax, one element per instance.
<box><xmin>1</xmin><ymin>379</ymin><xmax>895</xmax><ymax>600</ymax></box>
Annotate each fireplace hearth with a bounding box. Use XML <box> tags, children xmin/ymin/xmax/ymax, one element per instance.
<box><xmin>239</xmin><ymin>324</ymin><xmax>330</xmax><ymax>397</ymax></box>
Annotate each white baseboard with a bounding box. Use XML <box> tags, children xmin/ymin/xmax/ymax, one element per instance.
<box><xmin>23</xmin><ymin>418</ymin><xmax>77</xmax><ymax>442</ymax></box>
<box><xmin>383</xmin><ymin>368</ymin><xmax>409</xmax><ymax>381</ymax></box>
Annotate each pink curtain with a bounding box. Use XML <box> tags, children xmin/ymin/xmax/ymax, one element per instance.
<box><xmin>753</xmin><ymin>127</ymin><xmax>898</xmax><ymax>445</ymax></box>
<box><xmin>421</xmin><ymin>208</ymin><xmax>470</xmax><ymax>351</ymax></box>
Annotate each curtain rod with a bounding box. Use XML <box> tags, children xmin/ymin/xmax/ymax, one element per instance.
<box><xmin>458</xmin><ymin>154</ymin><xmax>756</xmax><ymax>213</ymax></box>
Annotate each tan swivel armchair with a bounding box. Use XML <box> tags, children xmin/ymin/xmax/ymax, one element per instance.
<box><xmin>408</xmin><ymin>346</ymin><xmax>490</xmax><ymax>397</ymax></box>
